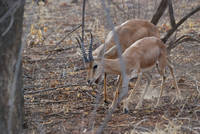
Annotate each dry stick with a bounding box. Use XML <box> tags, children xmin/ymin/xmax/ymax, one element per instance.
<box><xmin>181</xmin><ymin>126</ymin><xmax>199</xmax><ymax>134</ymax></box>
<box><xmin>45</xmin><ymin>24</ymin><xmax>81</xmax><ymax>59</ymax></box>
<box><xmin>47</xmin><ymin>110</ymin><xmax>81</xmax><ymax>117</ymax></box>
<box><xmin>24</xmin><ymin>83</ymin><xmax>86</xmax><ymax>95</ymax></box>
<box><xmin>162</xmin><ymin>5</ymin><xmax>200</xmax><ymax>43</ymax></box>
<box><xmin>81</xmin><ymin>0</ymin><xmax>86</xmax><ymax>42</ymax></box>
<box><xmin>167</xmin><ymin>34</ymin><xmax>200</xmax><ymax>52</ymax></box>
<box><xmin>168</xmin><ymin>0</ymin><xmax>176</xmax><ymax>27</ymax></box>
<box><xmin>55</xmin><ymin>24</ymin><xmax>81</xmax><ymax>45</ymax></box>
<box><xmin>47</xmin><ymin>46</ymin><xmax>75</xmax><ymax>52</ymax></box>
<box><xmin>132</xmin><ymin>119</ymin><xmax>150</xmax><ymax>132</ymax></box>
<box><xmin>176</xmin><ymin>100</ymin><xmax>187</xmax><ymax>118</ymax></box>
<box><xmin>96</xmin><ymin>1</ymin><xmax>129</xmax><ymax>134</ymax></box>
<box><xmin>151</xmin><ymin>0</ymin><xmax>200</xmax><ymax>45</ymax></box>
<box><xmin>47</xmin><ymin>44</ymin><xmax>79</xmax><ymax>53</ymax></box>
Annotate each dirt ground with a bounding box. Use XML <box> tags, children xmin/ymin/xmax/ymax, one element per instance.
<box><xmin>23</xmin><ymin>0</ymin><xmax>200</xmax><ymax>133</ymax></box>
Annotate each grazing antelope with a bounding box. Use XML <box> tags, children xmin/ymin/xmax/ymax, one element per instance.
<box><xmin>82</xmin><ymin>36</ymin><xmax>181</xmax><ymax>113</ymax></box>
<box><xmin>77</xmin><ymin>19</ymin><xmax>160</xmax><ymax>103</ymax></box>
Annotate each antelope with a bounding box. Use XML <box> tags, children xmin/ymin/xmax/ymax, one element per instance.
<box><xmin>81</xmin><ymin>36</ymin><xmax>181</xmax><ymax>113</ymax></box>
<box><xmin>77</xmin><ymin>19</ymin><xmax>160</xmax><ymax>103</ymax></box>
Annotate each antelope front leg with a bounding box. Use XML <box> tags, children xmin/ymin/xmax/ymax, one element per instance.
<box><xmin>167</xmin><ymin>63</ymin><xmax>182</xmax><ymax>102</ymax></box>
<box><xmin>155</xmin><ymin>75</ymin><xmax>165</xmax><ymax>107</ymax></box>
<box><xmin>123</xmin><ymin>71</ymin><xmax>142</xmax><ymax>113</ymax></box>
<box><xmin>109</xmin><ymin>75</ymin><xmax>122</xmax><ymax>109</ymax></box>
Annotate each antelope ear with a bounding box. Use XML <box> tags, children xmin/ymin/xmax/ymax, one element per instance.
<box><xmin>104</xmin><ymin>45</ymin><xmax>117</xmax><ymax>58</ymax></box>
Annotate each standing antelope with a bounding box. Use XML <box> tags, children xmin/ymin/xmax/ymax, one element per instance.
<box><xmin>84</xmin><ymin>36</ymin><xmax>181</xmax><ymax>113</ymax></box>
<box><xmin>77</xmin><ymin>19</ymin><xmax>160</xmax><ymax>103</ymax></box>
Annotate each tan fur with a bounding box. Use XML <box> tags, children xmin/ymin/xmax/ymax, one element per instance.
<box><xmin>87</xmin><ymin>19</ymin><xmax>160</xmax><ymax>103</ymax></box>
<box><xmin>91</xmin><ymin>37</ymin><xmax>181</xmax><ymax>112</ymax></box>
<box><xmin>100</xmin><ymin>37</ymin><xmax>165</xmax><ymax>75</ymax></box>
<box><xmin>93</xmin><ymin>19</ymin><xmax>160</xmax><ymax>59</ymax></box>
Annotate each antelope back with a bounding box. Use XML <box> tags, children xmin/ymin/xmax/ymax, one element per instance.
<box><xmin>94</xmin><ymin>19</ymin><xmax>160</xmax><ymax>59</ymax></box>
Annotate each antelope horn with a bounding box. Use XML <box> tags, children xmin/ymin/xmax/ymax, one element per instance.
<box><xmin>88</xmin><ymin>32</ymin><xmax>94</xmax><ymax>61</ymax></box>
<box><xmin>76</xmin><ymin>36</ymin><xmax>89</xmax><ymax>63</ymax></box>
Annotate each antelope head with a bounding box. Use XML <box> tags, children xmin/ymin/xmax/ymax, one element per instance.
<box><xmin>76</xmin><ymin>33</ymin><xmax>103</xmax><ymax>85</ymax></box>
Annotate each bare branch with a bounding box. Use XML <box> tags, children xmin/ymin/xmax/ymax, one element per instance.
<box><xmin>82</xmin><ymin>0</ymin><xmax>86</xmax><ymax>42</ymax></box>
<box><xmin>24</xmin><ymin>83</ymin><xmax>86</xmax><ymax>95</ymax></box>
<box><xmin>168</xmin><ymin>0</ymin><xmax>176</xmax><ymax>27</ymax></box>
<box><xmin>151</xmin><ymin>0</ymin><xmax>168</xmax><ymax>25</ymax></box>
<box><xmin>167</xmin><ymin>34</ymin><xmax>200</xmax><ymax>52</ymax></box>
<box><xmin>162</xmin><ymin>5</ymin><xmax>200</xmax><ymax>43</ymax></box>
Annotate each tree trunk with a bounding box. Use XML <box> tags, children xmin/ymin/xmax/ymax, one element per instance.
<box><xmin>0</xmin><ymin>0</ymin><xmax>25</xmax><ymax>134</ymax></box>
<box><xmin>151</xmin><ymin>0</ymin><xmax>168</xmax><ymax>25</ymax></box>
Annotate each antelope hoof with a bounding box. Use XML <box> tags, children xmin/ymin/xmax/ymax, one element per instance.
<box><xmin>103</xmin><ymin>98</ymin><xmax>112</xmax><ymax>104</ymax></box>
<box><xmin>104</xmin><ymin>99</ymin><xmax>110</xmax><ymax>104</ymax></box>
<box><xmin>123</xmin><ymin>107</ymin><xmax>129</xmax><ymax>114</ymax></box>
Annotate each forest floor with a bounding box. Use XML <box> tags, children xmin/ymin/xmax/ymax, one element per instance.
<box><xmin>23</xmin><ymin>0</ymin><xmax>200</xmax><ymax>134</ymax></box>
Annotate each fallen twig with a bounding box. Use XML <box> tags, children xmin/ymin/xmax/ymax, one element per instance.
<box><xmin>56</xmin><ymin>24</ymin><xmax>81</xmax><ymax>46</ymax></box>
<box><xmin>181</xmin><ymin>126</ymin><xmax>199</xmax><ymax>134</ymax></box>
<box><xmin>46</xmin><ymin>45</ymin><xmax>77</xmax><ymax>53</ymax></box>
<box><xmin>24</xmin><ymin>83</ymin><xmax>87</xmax><ymax>95</ymax></box>
<box><xmin>46</xmin><ymin>24</ymin><xmax>81</xmax><ymax>59</ymax></box>
<box><xmin>46</xmin><ymin>110</ymin><xmax>81</xmax><ymax>117</ymax></box>
<box><xmin>85</xmin><ymin>91</ymin><xmax>96</xmax><ymax>100</ymax></box>
<box><xmin>132</xmin><ymin>119</ymin><xmax>149</xmax><ymax>133</ymax></box>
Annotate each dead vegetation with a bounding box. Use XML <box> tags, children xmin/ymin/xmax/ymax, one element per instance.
<box><xmin>23</xmin><ymin>0</ymin><xmax>200</xmax><ymax>133</ymax></box>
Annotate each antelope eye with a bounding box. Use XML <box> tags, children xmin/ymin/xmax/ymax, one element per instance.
<box><xmin>93</xmin><ymin>65</ymin><xmax>98</xmax><ymax>69</ymax></box>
